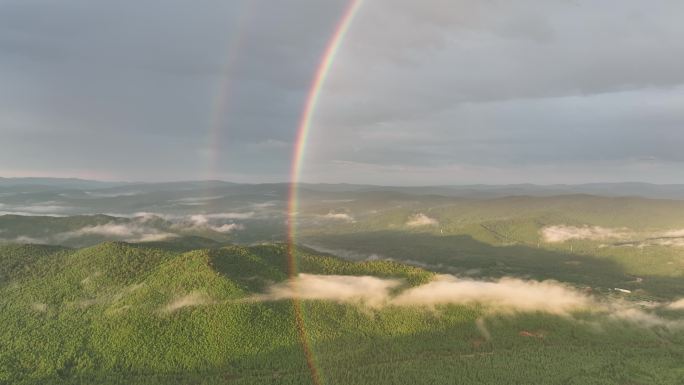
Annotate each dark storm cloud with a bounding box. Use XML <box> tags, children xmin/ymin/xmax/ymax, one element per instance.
<box><xmin>1</xmin><ymin>0</ymin><xmax>683</xmax><ymax>183</ymax></box>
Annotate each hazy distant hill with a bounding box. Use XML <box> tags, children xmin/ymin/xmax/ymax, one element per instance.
<box><xmin>0</xmin><ymin>177</ymin><xmax>125</xmax><ymax>190</ymax></box>
<box><xmin>4</xmin><ymin>189</ymin><xmax>684</xmax><ymax>301</ymax></box>
<box><xmin>310</xmin><ymin>182</ymin><xmax>684</xmax><ymax>200</ymax></box>
<box><xmin>4</xmin><ymin>177</ymin><xmax>684</xmax><ymax>200</ymax></box>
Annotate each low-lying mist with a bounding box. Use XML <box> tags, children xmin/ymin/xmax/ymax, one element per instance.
<box><xmin>541</xmin><ymin>225</ymin><xmax>684</xmax><ymax>248</ymax></box>
<box><xmin>259</xmin><ymin>274</ymin><xmax>589</xmax><ymax>314</ymax></box>
<box><xmin>0</xmin><ymin>212</ymin><xmax>252</xmax><ymax>245</ymax></box>
<box><xmin>541</xmin><ymin>225</ymin><xmax>630</xmax><ymax>243</ymax></box>
<box><xmin>257</xmin><ymin>274</ymin><xmax>684</xmax><ymax>328</ymax></box>
<box><xmin>406</xmin><ymin>213</ymin><xmax>439</xmax><ymax>227</ymax></box>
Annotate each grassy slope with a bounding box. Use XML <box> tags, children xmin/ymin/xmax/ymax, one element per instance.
<box><xmin>1</xmin><ymin>242</ymin><xmax>684</xmax><ymax>384</ymax></box>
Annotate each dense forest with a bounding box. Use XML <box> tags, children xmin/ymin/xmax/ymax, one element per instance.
<box><xmin>2</xmin><ymin>241</ymin><xmax>683</xmax><ymax>384</ymax></box>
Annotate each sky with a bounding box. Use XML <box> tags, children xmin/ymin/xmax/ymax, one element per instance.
<box><xmin>1</xmin><ymin>0</ymin><xmax>683</xmax><ymax>185</ymax></box>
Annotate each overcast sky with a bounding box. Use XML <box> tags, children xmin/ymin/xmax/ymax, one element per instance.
<box><xmin>1</xmin><ymin>0</ymin><xmax>683</xmax><ymax>184</ymax></box>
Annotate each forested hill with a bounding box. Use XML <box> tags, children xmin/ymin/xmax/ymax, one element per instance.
<box><xmin>2</xmin><ymin>242</ymin><xmax>683</xmax><ymax>384</ymax></box>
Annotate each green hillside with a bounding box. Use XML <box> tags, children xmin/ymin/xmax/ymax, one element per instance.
<box><xmin>2</xmin><ymin>241</ymin><xmax>684</xmax><ymax>384</ymax></box>
<box><xmin>297</xmin><ymin>195</ymin><xmax>684</xmax><ymax>300</ymax></box>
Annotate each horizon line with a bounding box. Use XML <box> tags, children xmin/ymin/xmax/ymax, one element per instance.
<box><xmin>2</xmin><ymin>176</ymin><xmax>684</xmax><ymax>187</ymax></box>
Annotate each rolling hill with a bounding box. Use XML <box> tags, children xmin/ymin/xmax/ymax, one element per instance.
<box><xmin>2</xmin><ymin>241</ymin><xmax>684</xmax><ymax>384</ymax></box>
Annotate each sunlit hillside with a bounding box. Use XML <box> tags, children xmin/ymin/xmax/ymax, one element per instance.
<box><xmin>2</xmin><ymin>241</ymin><xmax>684</xmax><ymax>384</ymax></box>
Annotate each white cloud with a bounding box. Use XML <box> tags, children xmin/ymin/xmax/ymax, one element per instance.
<box><xmin>609</xmin><ymin>307</ymin><xmax>683</xmax><ymax>329</ymax></box>
<box><xmin>543</xmin><ymin>225</ymin><xmax>684</xmax><ymax>248</ymax></box>
<box><xmin>70</xmin><ymin>224</ymin><xmax>137</xmax><ymax>237</ymax></box>
<box><xmin>163</xmin><ymin>291</ymin><xmax>213</xmax><ymax>313</ymax></box>
<box><xmin>56</xmin><ymin>223</ymin><xmax>176</xmax><ymax>243</ymax></box>
<box><xmin>189</xmin><ymin>212</ymin><xmax>254</xmax><ymax>226</ymax></box>
<box><xmin>136</xmin><ymin>233</ymin><xmax>176</xmax><ymax>242</ymax></box>
<box><xmin>170</xmin><ymin>196</ymin><xmax>224</xmax><ymax>205</ymax></box>
<box><xmin>0</xmin><ymin>211</ymin><xmax>68</xmax><ymax>217</ymax></box>
<box><xmin>84</xmin><ymin>191</ymin><xmax>140</xmax><ymax>197</ymax></box>
<box><xmin>212</xmin><ymin>223</ymin><xmax>244</xmax><ymax>233</ymax></box>
<box><xmin>406</xmin><ymin>213</ymin><xmax>439</xmax><ymax>227</ymax></box>
<box><xmin>188</xmin><ymin>215</ymin><xmax>210</xmax><ymax>227</ymax></box>
<box><xmin>0</xmin><ymin>202</ymin><xmax>72</xmax><ymax>215</ymax></box>
<box><xmin>210</xmin><ymin>212</ymin><xmax>255</xmax><ymax>220</ymax></box>
<box><xmin>257</xmin><ymin>274</ymin><xmax>402</xmax><ymax>307</ymax></box>
<box><xmin>661</xmin><ymin>229</ymin><xmax>684</xmax><ymax>237</ymax></box>
<box><xmin>322</xmin><ymin>211</ymin><xmax>355</xmax><ymax>222</ymax></box>
<box><xmin>251</xmin><ymin>201</ymin><xmax>278</xmax><ymax>209</ymax></box>
<box><xmin>541</xmin><ymin>225</ymin><xmax>630</xmax><ymax>243</ymax></box>
<box><xmin>17</xmin><ymin>204</ymin><xmax>71</xmax><ymax>213</ymax></box>
<box><xmin>258</xmin><ymin>274</ymin><xmax>589</xmax><ymax>314</ymax></box>
<box><xmin>392</xmin><ymin>275</ymin><xmax>590</xmax><ymax>315</ymax></box>
<box><xmin>257</xmin><ymin>273</ymin><xmax>684</xmax><ymax>327</ymax></box>
<box><xmin>2</xmin><ymin>213</ymin><xmax>251</xmax><ymax>245</ymax></box>
<box><xmin>667</xmin><ymin>299</ymin><xmax>684</xmax><ymax>310</ymax></box>
<box><xmin>131</xmin><ymin>212</ymin><xmax>168</xmax><ymax>221</ymax></box>
<box><xmin>12</xmin><ymin>235</ymin><xmax>49</xmax><ymax>244</ymax></box>
<box><xmin>185</xmin><ymin>213</ymin><xmax>248</xmax><ymax>234</ymax></box>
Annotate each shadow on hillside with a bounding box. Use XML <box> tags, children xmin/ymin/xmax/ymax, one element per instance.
<box><xmin>225</xmin><ymin>307</ymin><xmax>675</xmax><ymax>385</ymax></box>
<box><xmin>27</xmin><ymin>305</ymin><xmax>679</xmax><ymax>385</ymax></box>
<box><xmin>303</xmin><ymin>231</ymin><xmax>684</xmax><ymax>298</ymax></box>
<box><xmin>207</xmin><ymin>246</ymin><xmax>289</xmax><ymax>292</ymax></box>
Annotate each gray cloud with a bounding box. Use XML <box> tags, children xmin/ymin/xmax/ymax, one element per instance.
<box><xmin>0</xmin><ymin>0</ymin><xmax>347</xmax><ymax>181</ymax></box>
<box><xmin>305</xmin><ymin>0</ymin><xmax>684</xmax><ymax>183</ymax></box>
<box><xmin>1</xmin><ymin>0</ymin><xmax>683</xmax><ymax>183</ymax></box>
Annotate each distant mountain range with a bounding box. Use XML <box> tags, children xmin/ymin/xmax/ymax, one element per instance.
<box><xmin>3</xmin><ymin>177</ymin><xmax>684</xmax><ymax>200</ymax></box>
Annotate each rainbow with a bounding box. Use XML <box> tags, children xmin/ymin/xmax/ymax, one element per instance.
<box><xmin>205</xmin><ymin>3</ymin><xmax>253</xmax><ymax>182</ymax></box>
<box><xmin>288</xmin><ymin>0</ymin><xmax>363</xmax><ymax>269</ymax></box>
<box><xmin>286</xmin><ymin>1</ymin><xmax>364</xmax><ymax>384</ymax></box>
